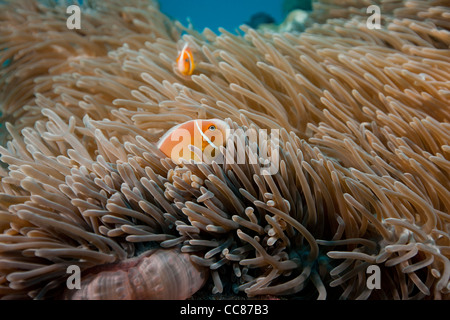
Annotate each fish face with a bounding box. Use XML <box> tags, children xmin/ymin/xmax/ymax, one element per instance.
<box><xmin>176</xmin><ymin>43</ymin><xmax>195</xmax><ymax>76</ymax></box>
<box><xmin>157</xmin><ymin>119</ymin><xmax>230</xmax><ymax>164</ymax></box>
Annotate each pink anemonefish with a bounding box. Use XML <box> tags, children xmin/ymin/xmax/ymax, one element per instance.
<box><xmin>176</xmin><ymin>42</ymin><xmax>195</xmax><ymax>76</ymax></box>
<box><xmin>157</xmin><ymin>119</ymin><xmax>229</xmax><ymax>164</ymax></box>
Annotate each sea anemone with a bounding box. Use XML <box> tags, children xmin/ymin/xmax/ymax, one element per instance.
<box><xmin>0</xmin><ymin>0</ymin><xmax>449</xmax><ymax>300</ymax></box>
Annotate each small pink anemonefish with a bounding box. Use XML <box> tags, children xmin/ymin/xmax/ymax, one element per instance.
<box><xmin>157</xmin><ymin>119</ymin><xmax>229</xmax><ymax>164</ymax></box>
<box><xmin>176</xmin><ymin>42</ymin><xmax>195</xmax><ymax>76</ymax></box>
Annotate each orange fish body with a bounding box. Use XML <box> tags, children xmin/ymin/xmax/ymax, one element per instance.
<box><xmin>176</xmin><ymin>43</ymin><xmax>195</xmax><ymax>76</ymax></box>
<box><xmin>157</xmin><ymin>119</ymin><xmax>229</xmax><ymax>164</ymax></box>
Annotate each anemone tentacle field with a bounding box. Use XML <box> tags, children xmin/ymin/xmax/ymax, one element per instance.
<box><xmin>0</xmin><ymin>0</ymin><xmax>449</xmax><ymax>300</ymax></box>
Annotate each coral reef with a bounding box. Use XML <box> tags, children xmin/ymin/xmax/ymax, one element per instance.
<box><xmin>258</xmin><ymin>9</ymin><xmax>309</xmax><ymax>33</ymax></box>
<box><xmin>283</xmin><ymin>0</ymin><xmax>312</xmax><ymax>13</ymax></box>
<box><xmin>246</xmin><ymin>12</ymin><xmax>276</xmax><ymax>29</ymax></box>
<box><xmin>0</xmin><ymin>0</ymin><xmax>449</xmax><ymax>299</ymax></box>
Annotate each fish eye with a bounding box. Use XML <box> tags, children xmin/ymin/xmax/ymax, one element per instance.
<box><xmin>185</xmin><ymin>58</ymin><xmax>189</xmax><ymax>63</ymax></box>
<box><xmin>208</xmin><ymin>125</ymin><xmax>216</xmax><ymax>131</ymax></box>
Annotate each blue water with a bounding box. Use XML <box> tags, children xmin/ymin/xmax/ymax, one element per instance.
<box><xmin>160</xmin><ymin>0</ymin><xmax>285</xmax><ymax>33</ymax></box>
